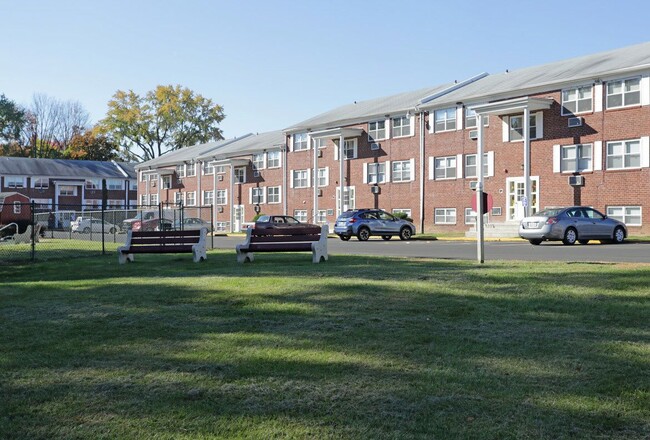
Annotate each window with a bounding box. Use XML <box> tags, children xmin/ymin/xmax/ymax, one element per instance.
<box><xmin>315</xmin><ymin>138</ymin><xmax>327</xmax><ymax>149</ymax></box>
<box><xmin>251</xmin><ymin>187</ymin><xmax>265</xmax><ymax>204</ymax></box>
<box><xmin>32</xmin><ymin>177</ymin><xmax>49</xmax><ymax>189</ymax></box>
<box><xmin>293</xmin><ymin>133</ymin><xmax>308</xmax><ymax>151</ymax></box>
<box><xmin>59</xmin><ymin>185</ymin><xmax>76</xmax><ymax>196</ymax></box>
<box><xmin>106</xmin><ymin>179</ymin><xmax>123</xmax><ymax>190</ymax></box>
<box><xmin>607</xmin><ymin>140</ymin><xmax>640</xmax><ymax>169</ymax></box>
<box><xmin>130</xmin><ymin>180</ymin><xmax>137</xmax><ymax>191</ymax></box>
<box><xmin>562</xmin><ymin>85</ymin><xmax>593</xmax><ymax>115</ymax></box>
<box><xmin>203</xmin><ymin>162</ymin><xmax>214</xmax><ymax>175</ymax></box>
<box><xmin>176</xmin><ymin>164</ymin><xmax>185</xmax><ymax>178</ymax></box>
<box><xmin>215</xmin><ymin>165</ymin><xmax>226</xmax><ymax>174</ymax></box>
<box><xmin>216</xmin><ymin>190</ymin><xmax>227</xmax><ymax>205</ymax></box>
<box><xmin>162</xmin><ymin>175</ymin><xmax>172</xmax><ymax>189</ymax></box>
<box><xmin>465</xmin><ymin>154</ymin><xmax>489</xmax><ymax>178</ymax></box>
<box><xmin>140</xmin><ymin>194</ymin><xmax>148</xmax><ymax>205</ymax></box>
<box><xmin>334</xmin><ymin>138</ymin><xmax>358</xmax><ymax>160</ymax></box>
<box><xmin>5</xmin><ymin>176</ymin><xmax>25</xmax><ymax>188</ymax></box>
<box><xmin>435</xmin><ymin>208</ymin><xmax>456</xmax><ymax>224</ymax></box>
<box><xmin>85</xmin><ymin>179</ymin><xmax>100</xmax><ymax>190</ymax></box>
<box><xmin>267</xmin><ymin>150</ymin><xmax>281</xmax><ymax>168</ymax></box>
<box><xmin>292</xmin><ymin>169</ymin><xmax>309</xmax><ymax>188</ymax></box>
<box><xmin>434</xmin><ymin>156</ymin><xmax>457</xmax><ymax>179</ymax></box>
<box><xmin>367</xmin><ymin>163</ymin><xmax>386</xmax><ymax>184</ymax></box>
<box><xmin>392</xmin><ymin>160</ymin><xmax>412</xmax><ymax>182</ymax></box>
<box><xmin>267</xmin><ymin>186</ymin><xmax>280</xmax><ymax>204</ymax></box>
<box><xmin>234</xmin><ymin>167</ymin><xmax>246</xmax><ymax>184</ymax></box>
<box><xmin>140</xmin><ymin>171</ymin><xmax>146</xmax><ymax>182</ymax></box>
<box><xmin>434</xmin><ymin>108</ymin><xmax>456</xmax><ymax>132</ymax></box>
<box><xmin>509</xmin><ymin>113</ymin><xmax>539</xmax><ymax>141</ymax></box>
<box><xmin>186</xmin><ymin>163</ymin><xmax>196</xmax><ymax>177</ymax></box>
<box><xmin>561</xmin><ymin>144</ymin><xmax>592</xmax><ymax>172</ymax></box>
<box><xmin>318</xmin><ymin>168</ymin><xmax>329</xmax><ymax>187</ymax></box>
<box><xmin>392</xmin><ymin>116</ymin><xmax>411</xmax><ymax>137</ymax></box>
<box><xmin>215</xmin><ymin>222</ymin><xmax>229</xmax><ymax>232</ymax></box>
<box><xmin>13</xmin><ymin>201</ymin><xmax>21</xmax><ymax>214</ymax></box>
<box><xmin>150</xmin><ymin>193</ymin><xmax>158</xmax><ymax>205</ymax></box>
<box><xmin>252</xmin><ymin>153</ymin><xmax>265</xmax><ymax>170</ymax></box>
<box><xmin>294</xmin><ymin>210</ymin><xmax>307</xmax><ymax>223</ymax></box>
<box><xmin>368</xmin><ymin>120</ymin><xmax>387</xmax><ymax>140</ymax></box>
<box><xmin>606</xmin><ymin>77</ymin><xmax>641</xmax><ymax>109</ymax></box>
<box><xmin>107</xmin><ymin>200</ymin><xmax>123</xmax><ymax>209</ymax></box>
<box><xmin>392</xmin><ymin>208</ymin><xmax>411</xmax><ymax>218</ymax></box>
<box><xmin>465</xmin><ymin>208</ymin><xmax>476</xmax><ymax>225</ymax></box>
<box><xmin>203</xmin><ymin>190</ymin><xmax>214</xmax><ymax>205</ymax></box>
<box><xmin>607</xmin><ymin>206</ymin><xmax>641</xmax><ymax>226</ymax></box>
<box><xmin>175</xmin><ymin>192</ymin><xmax>184</xmax><ymax>206</ymax></box>
<box><xmin>317</xmin><ymin>210</ymin><xmax>327</xmax><ymax>223</ymax></box>
<box><xmin>465</xmin><ymin>108</ymin><xmax>489</xmax><ymax>129</ymax></box>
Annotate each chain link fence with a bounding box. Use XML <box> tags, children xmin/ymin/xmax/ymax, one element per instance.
<box><xmin>0</xmin><ymin>203</ymin><xmax>214</xmax><ymax>263</ymax></box>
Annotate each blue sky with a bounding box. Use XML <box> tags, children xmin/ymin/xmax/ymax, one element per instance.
<box><xmin>2</xmin><ymin>0</ymin><xmax>649</xmax><ymax>138</ymax></box>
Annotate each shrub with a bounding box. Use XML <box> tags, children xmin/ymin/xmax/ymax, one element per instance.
<box><xmin>393</xmin><ymin>212</ymin><xmax>414</xmax><ymax>222</ymax></box>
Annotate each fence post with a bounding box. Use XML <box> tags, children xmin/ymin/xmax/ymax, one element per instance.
<box><xmin>30</xmin><ymin>201</ymin><xmax>35</xmax><ymax>261</ymax></box>
<box><xmin>101</xmin><ymin>201</ymin><xmax>105</xmax><ymax>255</ymax></box>
<box><xmin>210</xmin><ymin>204</ymin><xmax>214</xmax><ymax>249</ymax></box>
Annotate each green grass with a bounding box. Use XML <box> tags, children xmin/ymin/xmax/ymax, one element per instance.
<box><xmin>1</xmin><ymin>251</ymin><xmax>649</xmax><ymax>439</ymax></box>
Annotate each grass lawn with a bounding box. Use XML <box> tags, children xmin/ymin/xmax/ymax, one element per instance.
<box><xmin>1</xmin><ymin>250</ymin><xmax>649</xmax><ymax>439</ymax></box>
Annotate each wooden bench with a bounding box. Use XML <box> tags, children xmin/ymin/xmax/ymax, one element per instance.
<box><xmin>118</xmin><ymin>228</ymin><xmax>208</xmax><ymax>264</ymax></box>
<box><xmin>236</xmin><ymin>225</ymin><xmax>328</xmax><ymax>263</ymax></box>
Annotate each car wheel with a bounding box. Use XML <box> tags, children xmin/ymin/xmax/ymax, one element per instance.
<box><xmin>562</xmin><ymin>228</ymin><xmax>577</xmax><ymax>245</ymax></box>
<box><xmin>613</xmin><ymin>226</ymin><xmax>625</xmax><ymax>244</ymax></box>
<box><xmin>109</xmin><ymin>227</ymin><xmax>116</xmax><ymax>234</ymax></box>
<box><xmin>357</xmin><ymin>227</ymin><xmax>370</xmax><ymax>241</ymax></box>
<box><xmin>382</xmin><ymin>235</ymin><xmax>391</xmax><ymax>241</ymax></box>
<box><xmin>578</xmin><ymin>239</ymin><xmax>590</xmax><ymax>245</ymax></box>
<box><xmin>339</xmin><ymin>235</ymin><xmax>351</xmax><ymax>241</ymax></box>
<box><xmin>83</xmin><ymin>227</ymin><xmax>91</xmax><ymax>233</ymax></box>
<box><xmin>529</xmin><ymin>239</ymin><xmax>542</xmax><ymax>245</ymax></box>
<box><xmin>399</xmin><ymin>227</ymin><xmax>412</xmax><ymax>241</ymax></box>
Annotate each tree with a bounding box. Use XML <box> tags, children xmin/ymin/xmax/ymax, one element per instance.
<box><xmin>64</xmin><ymin>127</ymin><xmax>122</xmax><ymax>161</ymax></box>
<box><xmin>98</xmin><ymin>85</ymin><xmax>225</xmax><ymax>162</ymax></box>
<box><xmin>0</xmin><ymin>94</ymin><xmax>26</xmax><ymax>146</ymax></box>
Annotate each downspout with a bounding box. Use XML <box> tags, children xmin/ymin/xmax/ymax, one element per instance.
<box><xmin>419</xmin><ymin>110</ymin><xmax>425</xmax><ymax>234</ymax></box>
<box><xmin>230</xmin><ymin>163</ymin><xmax>234</xmax><ymax>233</ymax></box>
<box><xmin>196</xmin><ymin>161</ymin><xmax>201</xmax><ymax>209</ymax></box>
<box><xmin>283</xmin><ymin>145</ymin><xmax>288</xmax><ymax>215</ymax></box>
<box><xmin>212</xmin><ymin>160</ymin><xmax>217</xmax><ymax>226</ymax></box>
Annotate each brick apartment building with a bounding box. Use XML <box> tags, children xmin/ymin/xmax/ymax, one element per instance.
<box><xmin>136</xmin><ymin>41</ymin><xmax>650</xmax><ymax>235</ymax></box>
<box><xmin>0</xmin><ymin>157</ymin><xmax>138</xmax><ymax>211</ymax></box>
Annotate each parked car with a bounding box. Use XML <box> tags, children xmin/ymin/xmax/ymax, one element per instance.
<box><xmin>254</xmin><ymin>215</ymin><xmax>320</xmax><ymax>232</ymax></box>
<box><xmin>334</xmin><ymin>209</ymin><xmax>416</xmax><ymax>241</ymax></box>
<box><xmin>518</xmin><ymin>206</ymin><xmax>627</xmax><ymax>245</ymax></box>
<box><xmin>72</xmin><ymin>218</ymin><xmax>120</xmax><ymax>234</ymax></box>
<box><xmin>122</xmin><ymin>210</ymin><xmax>174</xmax><ymax>232</ymax></box>
<box><xmin>157</xmin><ymin>217</ymin><xmax>211</xmax><ymax>231</ymax></box>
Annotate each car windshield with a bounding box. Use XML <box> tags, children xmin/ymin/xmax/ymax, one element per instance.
<box><xmin>339</xmin><ymin>211</ymin><xmax>357</xmax><ymax>219</ymax></box>
<box><xmin>534</xmin><ymin>208</ymin><xmax>564</xmax><ymax>217</ymax></box>
<box><xmin>256</xmin><ymin>215</ymin><xmax>270</xmax><ymax>223</ymax></box>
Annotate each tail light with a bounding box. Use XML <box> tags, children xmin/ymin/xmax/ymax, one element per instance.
<box><xmin>546</xmin><ymin>217</ymin><xmax>558</xmax><ymax>225</ymax></box>
<box><xmin>348</xmin><ymin>218</ymin><xmax>357</xmax><ymax>223</ymax></box>
<box><xmin>132</xmin><ymin>220</ymin><xmax>142</xmax><ymax>231</ymax></box>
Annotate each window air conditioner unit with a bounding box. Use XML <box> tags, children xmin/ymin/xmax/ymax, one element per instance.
<box><xmin>371</xmin><ymin>142</ymin><xmax>380</xmax><ymax>151</ymax></box>
<box><xmin>317</xmin><ymin>189</ymin><xmax>323</xmax><ymax>196</ymax></box>
<box><xmin>568</xmin><ymin>117</ymin><xmax>583</xmax><ymax>127</ymax></box>
<box><xmin>253</xmin><ymin>171</ymin><xmax>260</xmax><ymax>177</ymax></box>
<box><xmin>150</xmin><ymin>180</ymin><xmax>156</xmax><ymax>187</ymax></box>
<box><xmin>217</xmin><ymin>206</ymin><xmax>224</xmax><ymax>213</ymax></box>
<box><xmin>370</xmin><ymin>185</ymin><xmax>380</xmax><ymax>194</ymax></box>
<box><xmin>469</xmin><ymin>181</ymin><xmax>479</xmax><ymax>190</ymax></box>
<box><xmin>177</xmin><ymin>178</ymin><xmax>183</xmax><ymax>185</ymax></box>
<box><xmin>469</xmin><ymin>130</ymin><xmax>478</xmax><ymax>140</ymax></box>
<box><xmin>217</xmin><ymin>175</ymin><xmax>224</xmax><ymax>181</ymax></box>
<box><xmin>317</xmin><ymin>150</ymin><xmax>323</xmax><ymax>158</ymax></box>
<box><xmin>568</xmin><ymin>175</ymin><xmax>584</xmax><ymax>186</ymax></box>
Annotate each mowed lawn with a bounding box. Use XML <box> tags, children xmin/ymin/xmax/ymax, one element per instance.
<box><xmin>1</xmin><ymin>250</ymin><xmax>649</xmax><ymax>439</ymax></box>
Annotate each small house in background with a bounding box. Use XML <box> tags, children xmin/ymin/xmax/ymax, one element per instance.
<box><xmin>0</xmin><ymin>192</ymin><xmax>31</xmax><ymax>231</ymax></box>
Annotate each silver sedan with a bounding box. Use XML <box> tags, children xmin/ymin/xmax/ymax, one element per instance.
<box><xmin>518</xmin><ymin>206</ymin><xmax>627</xmax><ymax>245</ymax></box>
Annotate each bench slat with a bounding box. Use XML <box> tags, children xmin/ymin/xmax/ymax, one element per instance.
<box><xmin>130</xmin><ymin>237</ymin><xmax>203</xmax><ymax>245</ymax></box>
<box><xmin>122</xmin><ymin>245</ymin><xmax>194</xmax><ymax>253</ymax></box>
<box><xmin>132</xmin><ymin>230</ymin><xmax>202</xmax><ymax>238</ymax></box>
<box><xmin>251</xmin><ymin>226</ymin><xmax>321</xmax><ymax>236</ymax></box>
<box><xmin>241</xmin><ymin>242</ymin><xmax>313</xmax><ymax>252</ymax></box>
<box><xmin>248</xmin><ymin>234</ymin><xmax>320</xmax><ymax>243</ymax></box>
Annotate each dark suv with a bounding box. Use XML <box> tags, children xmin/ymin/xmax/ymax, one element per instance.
<box><xmin>334</xmin><ymin>209</ymin><xmax>415</xmax><ymax>241</ymax></box>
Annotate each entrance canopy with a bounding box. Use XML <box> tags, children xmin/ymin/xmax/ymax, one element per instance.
<box><xmin>308</xmin><ymin>127</ymin><xmax>364</xmax><ymax>140</ymax></box>
<box><xmin>469</xmin><ymin>96</ymin><xmax>553</xmax><ymax>116</ymax></box>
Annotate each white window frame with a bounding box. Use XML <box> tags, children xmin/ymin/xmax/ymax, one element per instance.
<box><xmin>32</xmin><ymin>177</ymin><xmax>49</xmax><ymax>189</ymax></box>
<box><xmin>606</xmin><ymin>139</ymin><xmax>641</xmax><ymax>170</ymax></box>
<box><xmin>5</xmin><ymin>176</ymin><xmax>26</xmax><ymax>188</ymax></box>
<box><xmin>465</xmin><ymin>207</ymin><xmax>477</xmax><ymax>225</ymax></box>
<box><xmin>215</xmin><ymin>165</ymin><xmax>226</xmax><ymax>174</ymax></box>
<box><xmin>175</xmin><ymin>192</ymin><xmax>185</xmax><ymax>206</ymax></box>
<box><xmin>392</xmin><ymin>160</ymin><xmax>413</xmax><ymax>182</ymax></box>
<box><xmin>366</xmin><ymin>162</ymin><xmax>387</xmax><ymax>184</ymax></box>
<box><xmin>607</xmin><ymin>206</ymin><xmax>642</xmax><ymax>226</ymax></box>
<box><xmin>267</xmin><ymin>150</ymin><xmax>281</xmax><ymax>168</ymax></box>
<box><xmin>606</xmin><ymin>77</ymin><xmax>641</xmax><ymax>109</ymax></box>
<box><xmin>317</xmin><ymin>210</ymin><xmax>327</xmax><ymax>224</ymax></box>
<box><xmin>318</xmin><ymin>167</ymin><xmax>329</xmax><ymax>187</ymax></box>
<box><xmin>561</xmin><ymin>144</ymin><xmax>593</xmax><ymax>173</ymax></box>
<box><xmin>561</xmin><ymin>85</ymin><xmax>593</xmax><ymax>115</ymax></box>
<box><xmin>13</xmin><ymin>201</ymin><xmax>21</xmax><ymax>214</ymax></box>
<box><xmin>58</xmin><ymin>185</ymin><xmax>77</xmax><ymax>196</ymax></box>
<box><xmin>186</xmin><ymin>163</ymin><xmax>196</xmax><ymax>177</ymax></box>
<box><xmin>162</xmin><ymin>175</ymin><xmax>172</xmax><ymax>189</ymax></box>
<box><xmin>294</xmin><ymin>210</ymin><xmax>308</xmax><ymax>223</ymax></box>
<box><xmin>234</xmin><ymin>167</ymin><xmax>246</xmax><ymax>184</ymax></box>
<box><xmin>251</xmin><ymin>187</ymin><xmax>265</xmax><ymax>204</ymax></box>
<box><xmin>267</xmin><ymin>186</ymin><xmax>281</xmax><ymax>204</ymax></box>
<box><xmin>150</xmin><ymin>193</ymin><xmax>159</xmax><ymax>205</ymax></box>
<box><xmin>176</xmin><ymin>164</ymin><xmax>186</xmax><ymax>178</ymax></box>
<box><xmin>464</xmin><ymin>154</ymin><xmax>490</xmax><ymax>179</ymax></box>
<box><xmin>85</xmin><ymin>178</ymin><xmax>101</xmax><ymax>190</ymax></box>
<box><xmin>391</xmin><ymin>115</ymin><xmax>412</xmax><ymax>138</ymax></box>
<box><xmin>434</xmin><ymin>156</ymin><xmax>457</xmax><ymax>180</ymax></box>
<box><xmin>203</xmin><ymin>190</ymin><xmax>214</xmax><ymax>205</ymax></box>
<box><xmin>334</xmin><ymin>139</ymin><xmax>358</xmax><ymax>160</ymax></box>
<box><xmin>252</xmin><ymin>153</ymin><xmax>266</xmax><ymax>170</ymax></box>
<box><xmin>465</xmin><ymin>107</ymin><xmax>489</xmax><ymax>129</ymax></box>
<box><xmin>216</xmin><ymin>189</ymin><xmax>227</xmax><ymax>205</ymax></box>
<box><xmin>368</xmin><ymin>120</ymin><xmax>387</xmax><ymax>141</ymax></box>
<box><xmin>315</xmin><ymin>138</ymin><xmax>328</xmax><ymax>149</ymax></box>
<box><xmin>292</xmin><ymin>169</ymin><xmax>310</xmax><ymax>188</ymax></box>
<box><xmin>293</xmin><ymin>133</ymin><xmax>309</xmax><ymax>151</ymax></box>
<box><xmin>140</xmin><ymin>194</ymin><xmax>148</xmax><ymax>205</ymax></box>
<box><xmin>507</xmin><ymin>112</ymin><xmax>542</xmax><ymax>141</ymax></box>
<box><xmin>435</xmin><ymin>208</ymin><xmax>457</xmax><ymax>225</ymax></box>
<box><xmin>106</xmin><ymin>179</ymin><xmax>123</xmax><ymax>190</ymax></box>
<box><xmin>433</xmin><ymin>107</ymin><xmax>457</xmax><ymax>132</ymax></box>
<box><xmin>202</xmin><ymin>162</ymin><xmax>214</xmax><ymax>175</ymax></box>
<box><xmin>129</xmin><ymin>180</ymin><xmax>137</xmax><ymax>191</ymax></box>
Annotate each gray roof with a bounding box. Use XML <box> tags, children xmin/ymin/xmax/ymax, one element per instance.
<box><xmin>0</xmin><ymin>157</ymin><xmax>138</xmax><ymax>179</ymax></box>
<box><xmin>421</xmin><ymin>41</ymin><xmax>650</xmax><ymax>109</ymax></box>
<box><xmin>135</xmin><ymin>136</ymin><xmax>251</xmax><ymax>170</ymax></box>
<box><xmin>284</xmin><ymin>83</ymin><xmax>454</xmax><ymax>133</ymax></box>
<box><xmin>197</xmin><ymin>130</ymin><xmax>286</xmax><ymax>160</ymax></box>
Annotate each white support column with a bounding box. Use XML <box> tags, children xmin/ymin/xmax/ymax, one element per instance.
<box><xmin>476</xmin><ymin>114</ymin><xmax>485</xmax><ymax>264</ymax></box>
<box><xmin>230</xmin><ymin>163</ymin><xmax>234</xmax><ymax>233</ymax></box>
<box><xmin>523</xmin><ymin>107</ymin><xmax>531</xmax><ymax>218</ymax></box>
<box><xmin>419</xmin><ymin>112</ymin><xmax>425</xmax><ymax>234</ymax></box>
<box><xmin>311</xmin><ymin>134</ymin><xmax>318</xmax><ymax>223</ymax></box>
<box><xmin>339</xmin><ymin>134</ymin><xmax>344</xmax><ymax>216</ymax></box>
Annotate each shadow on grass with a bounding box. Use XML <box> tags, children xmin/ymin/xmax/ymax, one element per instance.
<box><xmin>1</xmin><ymin>251</ymin><xmax>649</xmax><ymax>438</ymax></box>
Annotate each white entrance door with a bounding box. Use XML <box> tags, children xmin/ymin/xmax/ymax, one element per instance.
<box><xmin>336</xmin><ymin>186</ymin><xmax>355</xmax><ymax>216</ymax></box>
<box><xmin>233</xmin><ymin>205</ymin><xmax>244</xmax><ymax>232</ymax></box>
<box><xmin>506</xmin><ymin>177</ymin><xmax>539</xmax><ymax>221</ymax></box>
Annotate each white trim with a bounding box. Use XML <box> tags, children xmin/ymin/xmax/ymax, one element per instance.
<box><xmin>502</xmin><ymin>117</ymin><xmax>509</xmax><ymax>142</ymax></box>
<box><xmin>642</xmin><ymin>74</ymin><xmax>650</xmax><ymax>106</ymax></box>
<box><xmin>593</xmin><ymin>141</ymin><xmax>603</xmax><ymax>171</ymax></box>
<box><xmin>409</xmin><ymin>158</ymin><xmax>415</xmax><ymax>182</ymax></box>
<box><xmin>363</xmin><ymin>163</ymin><xmax>368</xmax><ymax>184</ymax></box>
<box><xmin>456</xmin><ymin>107</ymin><xmax>464</xmax><ymax>130</ymax></box>
<box><xmin>553</xmin><ymin>144</ymin><xmax>561</xmax><ymax>173</ymax></box>
<box><xmin>385</xmin><ymin>160</ymin><xmax>391</xmax><ymax>182</ymax></box>
<box><xmin>428</xmin><ymin>156</ymin><xmax>434</xmax><ymax>180</ymax></box>
<box><xmin>641</xmin><ymin>136</ymin><xmax>650</xmax><ymax>168</ymax></box>
<box><xmin>535</xmin><ymin>112</ymin><xmax>543</xmax><ymax>139</ymax></box>
<box><xmin>486</xmin><ymin>151</ymin><xmax>494</xmax><ymax>177</ymax></box>
<box><xmin>385</xmin><ymin>118</ymin><xmax>391</xmax><ymax>140</ymax></box>
<box><xmin>248</xmin><ymin>187</ymin><xmax>252</xmax><ymax>205</ymax></box>
<box><xmin>594</xmin><ymin>83</ymin><xmax>603</xmax><ymax>113</ymax></box>
<box><xmin>456</xmin><ymin>154</ymin><xmax>464</xmax><ymax>179</ymax></box>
